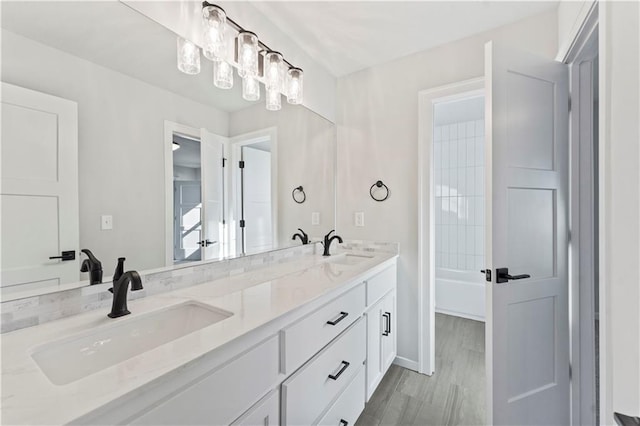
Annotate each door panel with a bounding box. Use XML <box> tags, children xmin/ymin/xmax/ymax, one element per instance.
<box><xmin>242</xmin><ymin>146</ymin><xmax>273</xmax><ymax>254</ymax></box>
<box><xmin>485</xmin><ymin>42</ymin><xmax>569</xmax><ymax>425</ymax></box>
<box><xmin>173</xmin><ymin>180</ymin><xmax>202</xmax><ymax>262</ymax></box>
<box><xmin>200</xmin><ymin>129</ymin><xmax>225</xmax><ymax>260</ymax></box>
<box><xmin>1</xmin><ymin>83</ymin><xmax>79</xmax><ymax>297</ymax></box>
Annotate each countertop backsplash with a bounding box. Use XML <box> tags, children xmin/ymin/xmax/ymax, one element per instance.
<box><xmin>0</xmin><ymin>240</ymin><xmax>400</xmax><ymax>334</ymax></box>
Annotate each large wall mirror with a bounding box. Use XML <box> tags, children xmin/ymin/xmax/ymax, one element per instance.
<box><xmin>0</xmin><ymin>2</ymin><xmax>336</xmax><ymax>301</ymax></box>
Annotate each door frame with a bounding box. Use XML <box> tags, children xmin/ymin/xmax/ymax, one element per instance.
<box><xmin>563</xmin><ymin>4</ymin><xmax>600</xmax><ymax>425</ymax></box>
<box><xmin>417</xmin><ymin>77</ymin><xmax>484</xmax><ymax>375</ymax></box>
<box><xmin>163</xmin><ymin>120</ymin><xmax>201</xmax><ymax>266</ymax></box>
<box><xmin>228</xmin><ymin>127</ymin><xmax>278</xmax><ymax>256</ymax></box>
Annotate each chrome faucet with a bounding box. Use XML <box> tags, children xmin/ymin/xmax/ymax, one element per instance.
<box><xmin>322</xmin><ymin>230</ymin><xmax>343</xmax><ymax>256</ymax></box>
<box><xmin>292</xmin><ymin>228</ymin><xmax>309</xmax><ymax>245</ymax></box>
<box><xmin>107</xmin><ymin>271</ymin><xmax>143</xmax><ymax>318</ymax></box>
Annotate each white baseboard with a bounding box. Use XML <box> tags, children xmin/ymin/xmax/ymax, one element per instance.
<box><xmin>393</xmin><ymin>356</ymin><xmax>419</xmax><ymax>372</ymax></box>
<box><xmin>436</xmin><ymin>308</ymin><xmax>485</xmax><ymax>322</ymax></box>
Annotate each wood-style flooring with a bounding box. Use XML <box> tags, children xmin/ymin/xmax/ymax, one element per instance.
<box><xmin>356</xmin><ymin>313</ymin><xmax>485</xmax><ymax>426</ymax></box>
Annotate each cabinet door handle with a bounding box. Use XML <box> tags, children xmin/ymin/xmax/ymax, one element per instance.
<box><xmin>339</xmin><ymin>420</ymin><xmax>349</xmax><ymax>426</ymax></box>
<box><xmin>328</xmin><ymin>361</ymin><xmax>350</xmax><ymax>380</ymax></box>
<box><xmin>386</xmin><ymin>311</ymin><xmax>392</xmax><ymax>335</ymax></box>
<box><xmin>382</xmin><ymin>312</ymin><xmax>390</xmax><ymax>336</ymax></box>
<box><xmin>327</xmin><ymin>311</ymin><xmax>348</xmax><ymax>326</ymax></box>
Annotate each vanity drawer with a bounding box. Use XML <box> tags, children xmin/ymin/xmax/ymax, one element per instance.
<box><xmin>282</xmin><ymin>283</ymin><xmax>365</xmax><ymax>373</ymax></box>
<box><xmin>130</xmin><ymin>335</ymin><xmax>279</xmax><ymax>426</ymax></box>
<box><xmin>231</xmin><ymin>389</ymin><xmax>279</xmax><ymax>426</ymax></box>
<box><xmin>317</xmin><ymin>366</ymin><xmax>365</xmax><ymax>426</ymax></box>
<box><xmin>366</xmin><ymin>264</ymin><xmax>397</xmax><ymax>306</ymax></box>
<box><xmin>282</xmin><ymin>317</ymin><xmax>366</xmax><ymax>426</ymax></box>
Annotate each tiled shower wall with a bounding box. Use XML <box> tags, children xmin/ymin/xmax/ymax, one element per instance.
<box><xmin>434</xmin><ymin>119</ymin><xmax>485</xmax><ymax>273</ymax></box>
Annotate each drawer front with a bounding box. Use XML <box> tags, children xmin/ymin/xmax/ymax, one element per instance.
<box><xmin>282</xmin><ymin>284</ymin><xmax>365</xmax><ymax>373</ymax></box>
<box><xmin>282</xmin><ymin>318</ymin><xmax>366</xmax><ymax>426</ymax></box>
<box><xmin>366</xmin><ymin>264</ymin><xmax>397</xmax><ymax>307</ymax></box>
<box><xmin>232</xmin><ymin>389</ymin><xmax>279</xmax><ymax>426</ymax></box>
<box><xmin>317</xmin><ymin>366</ymin><xmax>365</xmax><ymax>426</ymax></box>
<box><xmin>130</xmin><ymin>336</ymin><xmax>279</xmax><ymax>426</ymax></box>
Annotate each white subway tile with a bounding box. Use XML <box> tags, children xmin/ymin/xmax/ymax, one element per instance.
<box><xmin>466</xmin><ymin>121</ymin><xmax>475</xmax><ymax>137</ymax></box>
<box><xmin>458</xmin><ymin>122</ymin><xmax>467</xmax><ymax>139</ymax></box>
<box><xmin>434</xmin><ymin>126</ymin><xmax>442</xmax><ymax>142</ymax></box>
<box><xmin>442</xmin><ymin>125</ymin><xmax>450</xmax><ymax>141</ymax></box>
<box><xmin>475</xmin><ymin>119</ymin><xmax>484</xmax><ymax>137</ymax></box>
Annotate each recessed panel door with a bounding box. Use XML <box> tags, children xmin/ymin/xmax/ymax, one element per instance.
<box><xmin>1</xmin><ymin>83</ymin><xmax>79</xmax><ymax>297</ymax></box>
<box><xmin>485</xmin><ymin>41</ymin><xmax>569</xmax><ymax>425</ymax></box>
<box><xmin>200</xmin><ymin>129</ymin><xmax>225</xmax><ymax>260</ymax></box>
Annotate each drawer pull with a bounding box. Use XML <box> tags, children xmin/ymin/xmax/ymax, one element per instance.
<box><xmin>328</xmin><ymin>361</ymin><xmax>350</xmax><ymax>380</ymax></box>
<box><xmin>382</xmin><ymin>312</ymin><xmax>390</xmax><ymax>336</ymax></box>
<box><xmin>339</xmin><ymin>420</ymin><xmax>349</xmax><ymax>426</ymax></box>
<box><xmin>327</xmin><ymin>311</ymin><xmax>349</xmax><ymax>326</ymax></box>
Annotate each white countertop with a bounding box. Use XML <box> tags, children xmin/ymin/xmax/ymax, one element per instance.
<box><xmin>1</xmin><ymin>250</ymin><xmax>397</xmax><ymax>425</ymax></box>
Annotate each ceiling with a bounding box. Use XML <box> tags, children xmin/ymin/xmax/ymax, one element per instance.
<box><xmin>2</xmin><ymin>1</ymin><xmax>558</xmax><ymax>112</ymax></box>
<box><xmin>250</xmin><ymin>1</ymin><xmax>558</xmax><ymax>77</ymax></box>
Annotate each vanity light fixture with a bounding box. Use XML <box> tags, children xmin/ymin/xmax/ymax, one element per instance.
<box><xmin>202</xmin><ymin>3</ymin><xmax>227</xmax><ymax>61</ymax></box>
<box><xmin>176</xmin><ymin>2</ymin><xmax>304</xmax><ymax>110</ymax></box>
<box><xmin>176</xmin><ymin>37</ymin><xmax>201</xmax><ymax>75</ymax></box>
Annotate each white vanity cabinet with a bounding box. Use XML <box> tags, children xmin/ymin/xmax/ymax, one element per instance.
<box><xmin>364</xmin><ymin>264</ymin><xmax>398</xmax><ymax>400</ymax></box>
<box><xmin>76</xmin><ymin>257</ymin><xmax>397</xmax><ymax>426</ymax></box>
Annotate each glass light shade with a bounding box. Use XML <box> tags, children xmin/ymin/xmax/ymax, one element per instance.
<box><xmin>242</xmin><ymin>76</ymin><xmax>260</xmax><ymax>101</ymax></box>
<box><xmin>202</xmin><ymin>5</ymin><xmax>227</xmax><ymax>61</ymax></box>
<box><xmin>287</xmin><ymin>68</ymin><xmax>303</xmax><ymax>104</ymax></box>
<box><xmin>264</xmin><ymin>51</ymin><xmax>284</xmax><ymax>91</ymax></box>
<box><xmin>213</xmin><ymin>61</ymin><xmax>233</xmax><ymax>89</ymax></box>
<box><xmin>236</xmin><ymin>31</ymin><xmax>259</xmax><ymax>78</ymax></box>
<box><xmin>266</xmin><ymin>88</ymin><xmax>281</xmax><ymax>111</ymax></box>
<box><xmin>177</xmin><ymin>37</ymin><xmax>201</xmax><ymax>75</ymax></box>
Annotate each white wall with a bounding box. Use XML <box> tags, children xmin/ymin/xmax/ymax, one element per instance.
<box><xmin>229</xmin><ymin>102</ymin><xmax>336</xmax><ymax>245</ymax></box>
<box><xmin>600</xmin><ymin>1</ymin><xmax>640</xmax><ymax>420</ymax></box>
<box><xmin>336</xmin><ymin>10</ymin><xmax>557</xmax><ymax>363</ymax></box>
<box><xmin>1</xmin><ymin>29</ymin><xmax>229</xmax><ymax>274</ymax></box>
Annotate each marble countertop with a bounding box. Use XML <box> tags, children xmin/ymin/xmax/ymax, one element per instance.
<box><xmin>1</xmin><ymin>250</ymin><xmax>397</xmax><ymax>425</ymax></box>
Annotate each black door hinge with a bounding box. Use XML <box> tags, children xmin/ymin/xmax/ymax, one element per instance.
<box><xmin>239</xmin><ymin>219</ymin><xmax>245</xmax><ymax>228</ymax></box>
<box><xmin>239</xmin><ymin>160</ymin><xmax>245</xmax><ymax>169</ymax></box>
<box><xmin>222</xmin><ymin>158</ymin><xmax>226</xmax><ymax>167</ymax></box>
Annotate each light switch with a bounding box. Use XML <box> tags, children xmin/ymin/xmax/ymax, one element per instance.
<box><xmin>311</xmin><ymin>212</ymin><xmax>320</xmax><ymax>226</ymax></box>
<box><xmin>101</xmin><ymin>215</ymin><xmax>113</xmax><ymax>230</ymax></box>
<box><xmin>355</xmin><ymin>212</ymin><xmax>365</xmax><ymax>227</ymax></box>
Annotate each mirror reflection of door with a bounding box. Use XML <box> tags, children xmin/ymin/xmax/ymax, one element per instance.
<box><xmin>231</xmin><ymin>130</ymin><xmax>277</xmax><ymax>256</ymax></box>
<box><xmin>172</xmin><ymin>135</ymin><xmax>203</xmax><ymax>263</ymax></box>
<box><xmin>242</xmin><ymin>145</ymin><xmax>273</xmax><ymax>254</ymax></box>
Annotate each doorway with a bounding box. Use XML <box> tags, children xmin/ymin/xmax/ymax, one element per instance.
<box><xmin>229</xmin><ymin>128</ymin><xmax>278</xmax><ymax>256</ymax></box>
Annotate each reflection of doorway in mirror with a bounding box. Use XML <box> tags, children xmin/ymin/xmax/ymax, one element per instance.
<box><xmin>172</xmin><ymin>135</ymin><xmax>203</xmax><ymax>263</ymax></box>
<box><xmin>229</xmin><ymin>128</ymin><xmax>278</xmax><ymax>256</ymax></box>
<box><xmin>164</xmin><ymin>121</ymin><xmax>227</xmax><ymax>266</ymax></box>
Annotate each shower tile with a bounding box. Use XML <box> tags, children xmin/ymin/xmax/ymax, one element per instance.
<box><xmin>458</xmin><ymin>122</ymin><xmax>467</xmax><ymax>139</ymax></box>
<box><xmin>434</xmin><ymin>126</ymin><xmax>442</xmax><ymax>142</ymax></box>
<box><xmin>442</xmin><ymin>125</ymin><xmax>450</xmax><ymax>141</ymax></box>
<box><xmin>450</xmin><ymin>124</ymin><xmax>458</xmax><ymax>139</ymax></box>
<box><xmin>466</xmin><ymin>139</ymin><xmax>475</xmax><ymax>167</ymax></box>
<box><xmin>466</xmin><ymin>121</ymin><xmax>476</xmax><ymax>137</ymax></box>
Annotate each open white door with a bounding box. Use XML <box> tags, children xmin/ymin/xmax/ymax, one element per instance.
<box><xmin>1</xmin><ymin>83</ymin><xmax>79</xmax><ymax>297</ymax></box>
<box><xmin>242</xmin><ymin>146</ymin><xmax>273</xmax><ymax>254</ymax></box>
<box><xmin>200</xmin><ymin>129</ymin><xmax>225</xmax><ymax>260</ymax></box>
<box><xmin>485</xmin><ymin>42</ymin><xmax>569</xmax><ymax>425</ymax></box>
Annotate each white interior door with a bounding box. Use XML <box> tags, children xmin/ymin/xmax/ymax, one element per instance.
<box><xmin>173</xmin><ymin>180</ymin><xmax>202</xmax><ymax>262</ymax></box>
<box><xmin>200</xmin><ymin>129</ymin><xmax>224</xmax><ymax>260</ymax></box>
<box><xmin>1</xmin><ymin>83</ymin><xmax>79</xmax><ymax>297</ymax></box>
<box><xmin>485</xmin><ymin>42</ymin><xmax>569</xmax><ymax>425</ymax></box>
<box><xmin>242</xmin><ymin>146</ymin><xmax>273</xmax><ymax>254</ymax></box>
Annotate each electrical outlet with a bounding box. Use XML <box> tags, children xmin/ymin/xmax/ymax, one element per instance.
<box><xmin>101</xmin><ymin>215</ymin><xmax>113</xmax><ymax>230</ymax></box>
<box><xmin>355</xmin><ymin>212</ymin><xmax>365</xmax><ymax>227</ymax></box>
<box><xmin>311</xmin><ymin>212</ymin><xmax>320</xmax><ymax>226</ymax></box>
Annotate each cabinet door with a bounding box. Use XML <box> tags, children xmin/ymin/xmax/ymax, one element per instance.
<box><xmin>381</xmin><ymin>291</ymin><xmax>397</xmax><ymax>372</ymax></box>
<box><xmin>365</xmin><ymin>298</ymin><xmax>384</xmax><ymax>401</ymax></box>
<box><xmin>231</xmin><ymin>389</ymin><xmax>279</xmax><ymax>426</ymax></box>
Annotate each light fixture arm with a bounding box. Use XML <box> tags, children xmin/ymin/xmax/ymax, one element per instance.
<box><xmin>202</xmin><ymin>1</ymin><xmax>297</xmax><ymax>70</ymax></box>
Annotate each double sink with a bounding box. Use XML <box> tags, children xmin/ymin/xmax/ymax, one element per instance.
<box><xmin>29</xmin><ymin>252</ymin><xmax>373</xmax><ymax>386</ymax></box>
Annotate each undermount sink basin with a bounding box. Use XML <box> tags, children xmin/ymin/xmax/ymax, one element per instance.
<box><xmin>327</xmin><ymin>253</ymin><xmax>374</xmax><ymax>267</ymax></box>
<box><xmin>31</xmin><ymin>301</ymin><xmax>233</xmax><ymax>385</ymax></box>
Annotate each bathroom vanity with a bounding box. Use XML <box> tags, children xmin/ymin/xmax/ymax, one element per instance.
<box><xmin>1</xmin><ymin>248</ymin><xmax>397</xmax><ymax>425</ymax></box>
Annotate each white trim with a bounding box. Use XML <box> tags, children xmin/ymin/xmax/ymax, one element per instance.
<box><xmin>417</xmin><ymin>77</ymin><xmax>484</xmax><ymax>377</ymax></box>
<box><xmin>163</xmin><ymin>121</ymin><xmax>201</xmax><ymax>267</ymax></box>
<box><xmin>435</xmin><ymin>308</ymin><xmax>485</xmax><ymax>323</ymax></box>
<box><xmin>393</xmin><ymin>356</ymin><xmax>419</xmax><ymax>372</ymax></box>
<box><xmin>564</xmin><ymin>7</ymin><xmax>600</xmax><ymax>425</ymax></box>
<box><xmin>557</xmin><ymin>0</ymin><xmax>599</xmax><ymax>64</ymax></box>
<box><xmin>229</xmin><ymin>127</ymin><xmax>278</xmax><ymax>255</ymax></box>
